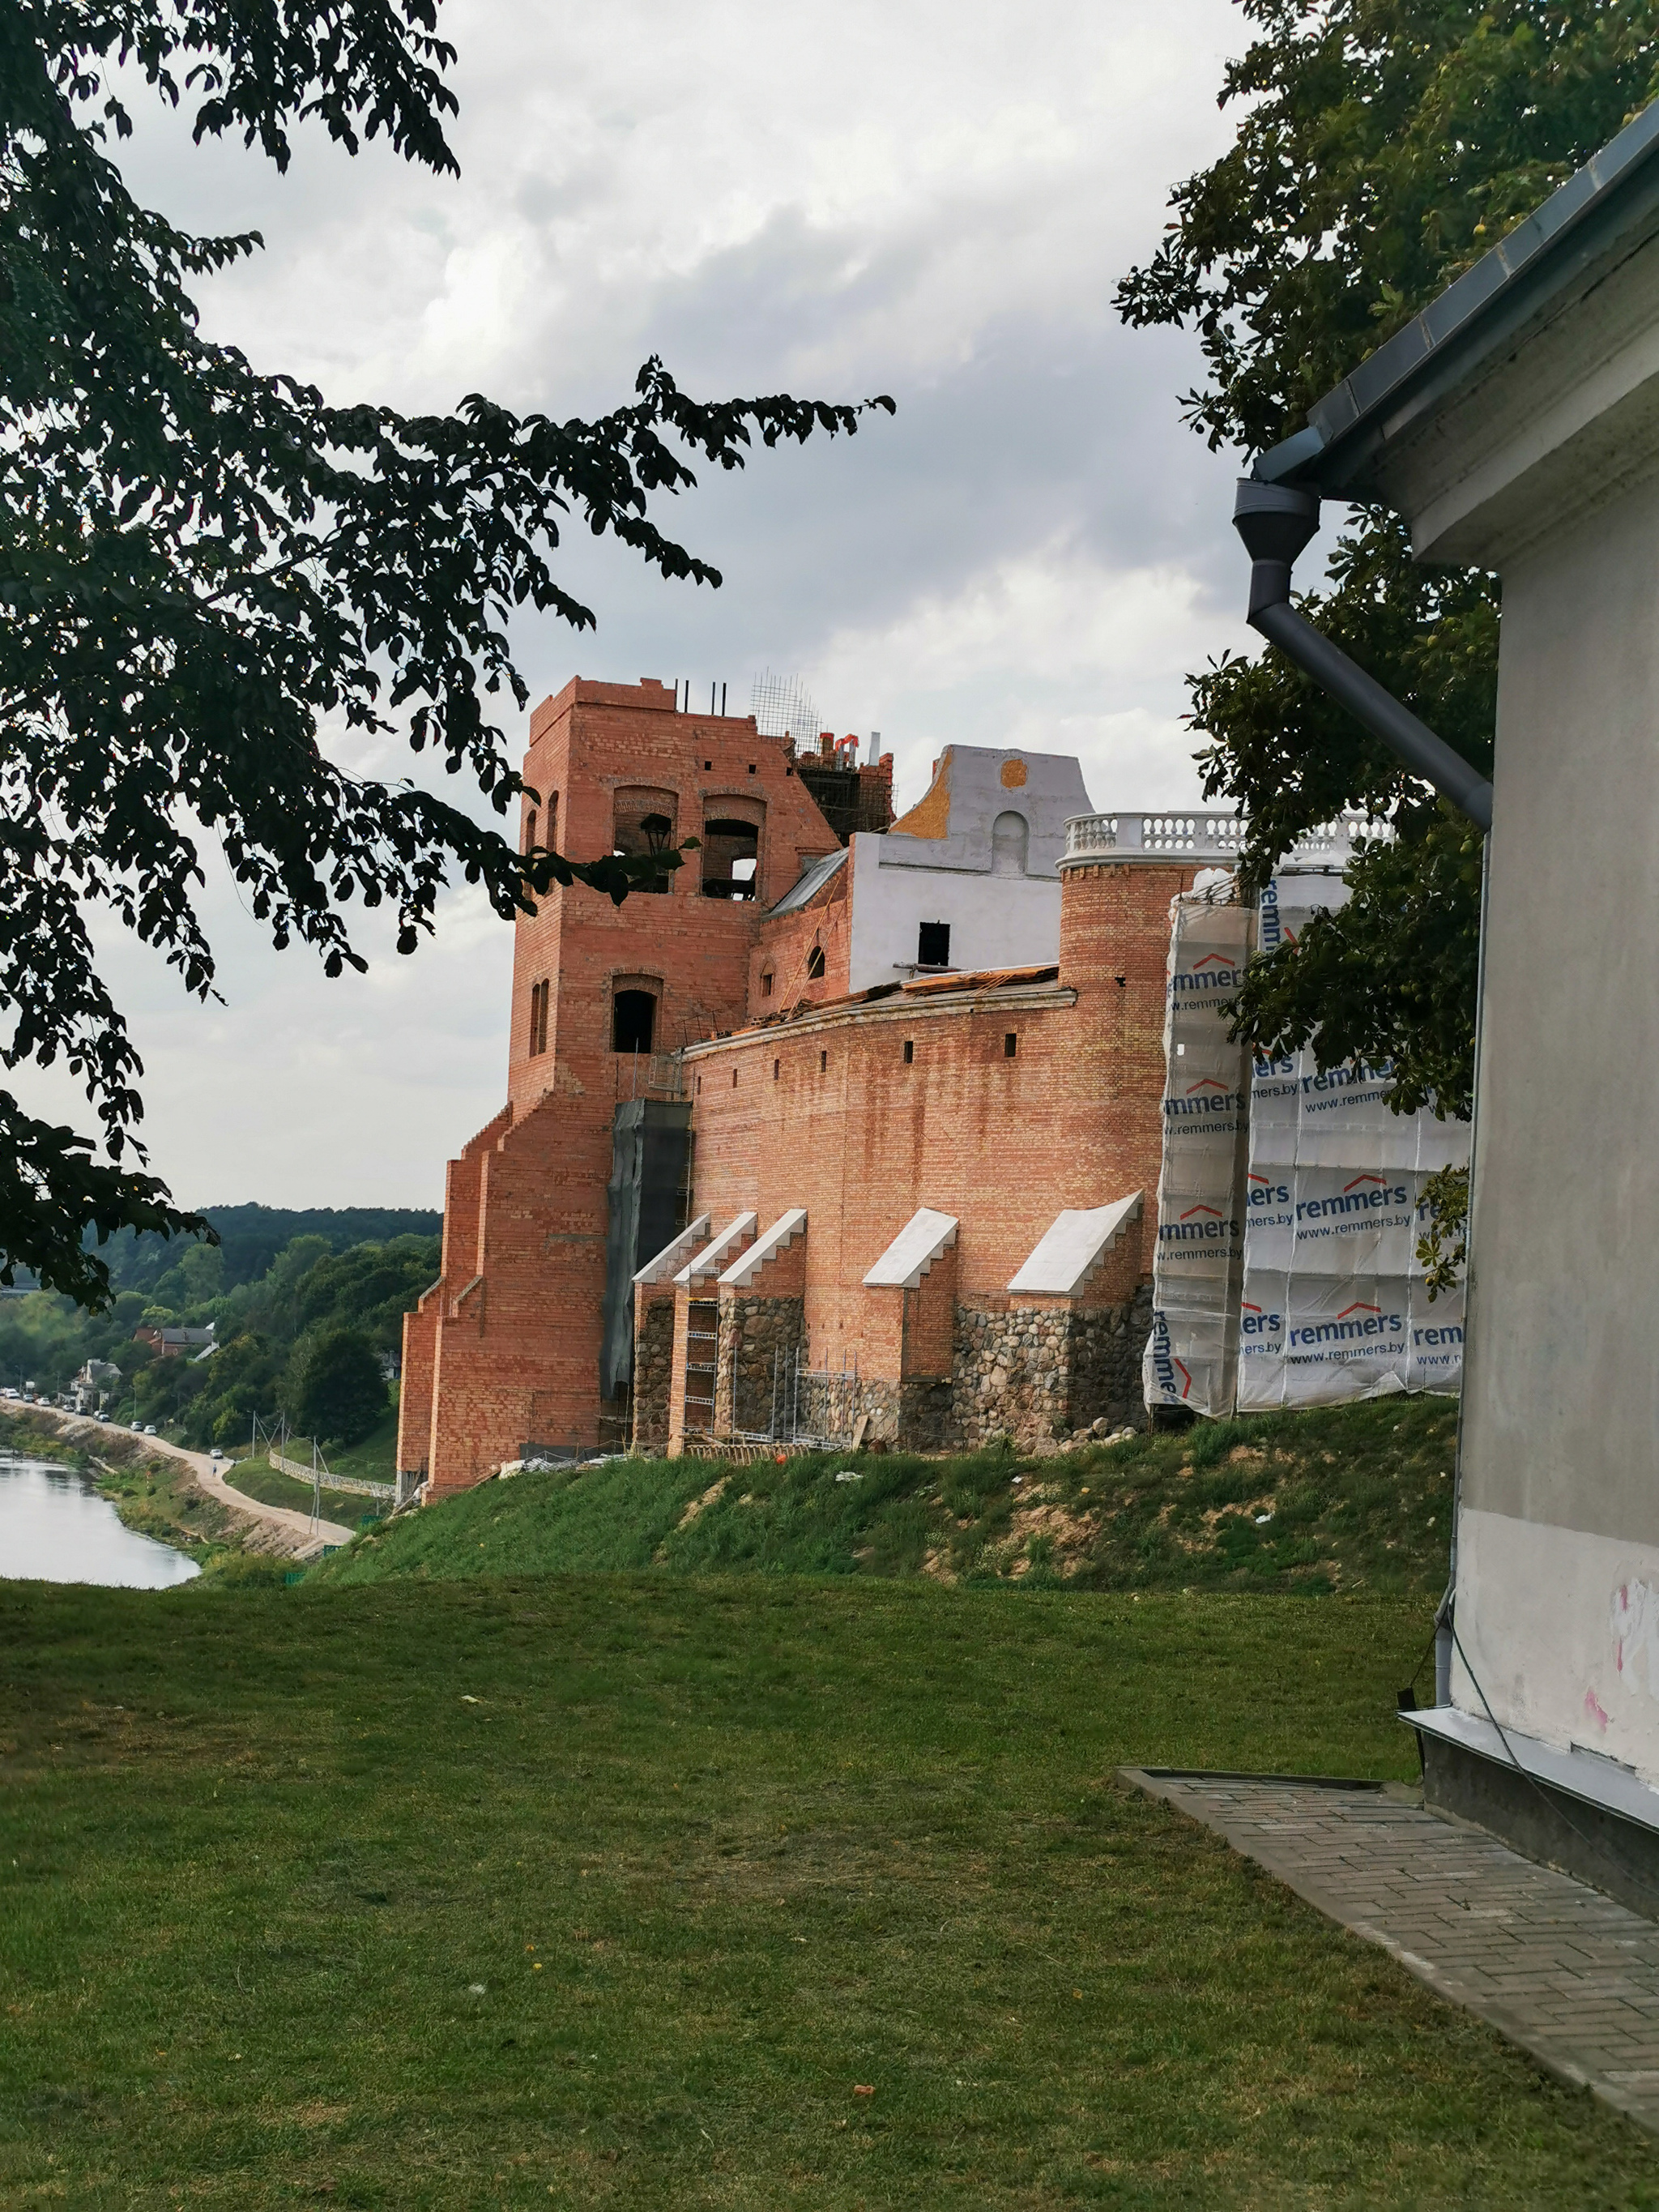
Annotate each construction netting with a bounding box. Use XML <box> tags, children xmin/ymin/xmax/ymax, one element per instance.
<box><xmin>1144</xmin><ymin>870</ymin><xmax>1469</xmax><ymax>1418</ymax></box>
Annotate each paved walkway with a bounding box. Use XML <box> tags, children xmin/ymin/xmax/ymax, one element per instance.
<box><xmin>63</xmin><ymin>1414</ymin><xmax>353</xmax><ymax>1560</ymax></box>
<box><xmin>1122</xmin><ymin>1767</ymin><xmax>1659</xmax><ymax>2139</ymax></box>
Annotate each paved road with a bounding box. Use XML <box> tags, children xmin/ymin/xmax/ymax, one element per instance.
<box><xmin>62</xmin><ymin>1412</ymin><xmax>354</xmax><ymax>1560</ymax></box>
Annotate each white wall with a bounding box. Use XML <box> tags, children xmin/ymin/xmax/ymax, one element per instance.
<box><xmin>846</xmin><ymin>834</ymin><xmax>1063</xmax><ymax>991</ymax></box>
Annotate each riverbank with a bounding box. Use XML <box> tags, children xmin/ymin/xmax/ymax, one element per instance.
<box><xmin>0</xmin><ymin>1407</ymin><xmax>352</xmax><ymax>1569</ymax></box>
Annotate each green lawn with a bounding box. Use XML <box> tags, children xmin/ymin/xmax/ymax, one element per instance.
<box><xmin>2</xmin><ymin>1573</ymin><xmax>1655</xmax><ymax>2207</ymax></box>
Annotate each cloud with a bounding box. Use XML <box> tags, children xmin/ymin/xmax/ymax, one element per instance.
<box><xmin>28</xmin><ymin>0</ymin><xmax>1260</xmax><ymax>1207</ymax></box>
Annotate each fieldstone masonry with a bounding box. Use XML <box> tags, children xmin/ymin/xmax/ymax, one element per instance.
<box><xmin>631</xmin><ymin>1288</ymin><xmax>676</xmax><ymax>1457</ymax></box>
<box><xmin>714</xmin><ymin>1294</ymin><xmax>806</xmax><ymax>1437</ymax></box>
<box><xmin>951</xmin><ymin>1285</ymin><xmax>1151</xmax><ymax>1448</ymax></box>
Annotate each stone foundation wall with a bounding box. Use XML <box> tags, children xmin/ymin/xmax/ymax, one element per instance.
<box><xmin>949</xmin><ymin>1286</ymin><xmax>1151</xmax><ymax>1450</ymax></box>
<box><xmin>630</xmin><ymin>1293</ymin><xmax>677</xmax><ymax>1457</ymax></box>
<box><xmin>715</xmin><ymin>1294</ymin><xmax>805</xmax><ymax>1435</ymax></box>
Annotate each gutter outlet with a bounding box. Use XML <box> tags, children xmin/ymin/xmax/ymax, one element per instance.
<box><xmin>1233</xmin><ymin>481</ymin><xmax>1495</xmax><ymax>833</ymax></box>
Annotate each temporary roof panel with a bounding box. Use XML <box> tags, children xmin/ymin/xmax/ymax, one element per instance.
<box><xmin>632</xmin><ymin>1214</ymin><xmax>711</xmax><ymax>1287</ymax></box>
<box><xmin>1007</xmin><ymin>1194</ymin><xmax>1143</xmax><ymax>1297</ymax></box>
<box><xmin>863</xmin><ymin>1208</ymin><xmax>959</xmax><ymax>1290</ymax></box>
<box><xmin>674</xmin><ymin>1211</ymin><xmax>757</xmax><ymax>1287</ymax></box>
<box><xmin>719</xmin><ymin>1208</ymin><xmax>808</xmax><ymax>1290</ymax></box>
<box><xmin>767</xmin><ymin>848</ymin><xmax>848</xmax><ymax>919</ymax></box>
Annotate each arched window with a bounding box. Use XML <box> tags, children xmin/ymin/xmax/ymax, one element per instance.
<box><xmin>612</xmin><ymin>989</ymin><xmax>656</xmax><ymax>1055</ymax></box>
<box><xmin>612</xmin><ymin>787</ymin><xmax>677</xmax><ymax>893</ymax></box>
<box><xmin>992</xmin><ymin>810</ymin><xmax>1030</xmax><ymax>877</ymax></box>
<box><xmin>806</xmin><ymin>944</ymin><xmax>826</xmax><ymax>980</ymax></box>
<box><xmin>702</xmin><ymin>815</ymin><xmax>761</xmax><ymax>899</ymax></box>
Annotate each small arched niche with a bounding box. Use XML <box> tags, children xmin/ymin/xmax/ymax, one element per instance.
<box><xmin>992</xmin><ymin>809</ymin><xmax>1030</xmax><ymax>878</ymax></box>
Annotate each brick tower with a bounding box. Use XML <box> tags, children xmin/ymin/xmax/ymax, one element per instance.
<box><xmin>397</xmin><ymin>677</ymin><xmax>841</xmax><ymax>1496</ymax></box>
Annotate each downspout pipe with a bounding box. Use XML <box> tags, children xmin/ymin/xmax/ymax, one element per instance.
<box><xmin>1234</xmin><ymin>481</ymin><xmax>1495</xmax><ymax>833</ymax></box>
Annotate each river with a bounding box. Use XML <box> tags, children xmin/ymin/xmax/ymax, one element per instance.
<box><xmin>0</xmin><ymin>1454</ymin><xmax>200</xmax><ymax>1587</ymax></box>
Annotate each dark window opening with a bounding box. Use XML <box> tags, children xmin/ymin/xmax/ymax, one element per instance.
<box><xmin>918</xmin><ymin>920</ymin><xmax>951</xmax><ymax>968</ymax></box>
<box><xmin>702</xmin><ymin>817</ymin><xmax>761</xmax><ymax>899</ymax></box>
<box><xmin>528</xmin><ymin>978</ymin><xmax>550</xmax><ymax>1057</ymax></box>
<box><xmin>761</xmin><ymin>970</ymin><xmax>774</xmax><ymax>997</ymax></box>
<box><xmin>902</xmin><ymin>1038</ymin><xmax>914</xmax><ymax>1065</ymax></box>
<box><xmin>820</xmin><ymin>1050</ymin><xmax>828</xmax><ymax>1072</ymax></box>
<box><xmin>1004</xmin><ymin>1031</ymin><xmax>1018</xmax><ymax>1059</ymax></box>
<box><xmin>773</xmin><ymin>1058</ymin><xmax>780</xmax><ymax>1080</ymax></box>
<box><xmin>806</xmin><ymin>944</ymin><xmax>826</xmax><ymax>980</ymax></box>
<box><xmin>548</xmin><ymin>793</ymin><xmax>557</xmax><ymax>852</ymax></box>
<box><xmin>612</xmin><ymin>788</ymin><xmax>677</xmax><ymax>893</ymax></box>
<box><xmin>748</xmin><ymin>763</ymin><xmax>757</xmax><ymax>775</ymax></box>
<box><xmin>731</xmin><ymin>1067</ymin><xmax>738</xmax><ymax>1088</ymax></box>
<box><xmin>612</xmin><ymin>989</ymin><xmax>656</xmax><ymax>1055</ymax></box>
<box><xmin>703</xmin><ymin>759</ymin><xmax>713</xmax><ymax>771</ymax></box>
<box><xmin>525</xmin><ymin>808</ymin><xmax>537</xmax><ymax>853</ymax></box>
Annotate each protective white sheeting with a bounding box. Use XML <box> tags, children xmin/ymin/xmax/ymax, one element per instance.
<box><xmin>633</xmin><ymin>1215</ymin><xmax>711</xmax><ymax>1287</ymax></box>
<box><xmin>1143</xmin><ymin>869</ymin><xmax>1470</xmax><ymax>1416</ymax></box>
<box><xmin>719</xmin><ymin>1208</ymin><xmax>807</xmax><ymax>1289</ymax></box>
<box><xmin>1236</xmin><ymin>874</ymin><xmax>1469</xmax><ymax>1410</ymax></box>
<box><xmin>1142</xmin><ymin>886</ymin><xmax>1253</xmax><ymax>1415</ymax></box>
<box><xmin>673</xmin><ymin>1211</ymin><xmax>757</xmax><ymax>1287</ymax></box>
<box><xmin>1009</xmin><ymin>1193</ymin><xmax>1141</xmax><ymax>1296</ymax></box>
<box><xmin>864</xmin><ymin>1208</ymin><xmax>959</xmax><ymax>1289</ymax></box>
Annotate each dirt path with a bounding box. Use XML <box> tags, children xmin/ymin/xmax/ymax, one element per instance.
<box><xmin>61</xmin><ymin>1414</ymin><xmax>354</xmax><ymax>1560</ymax></box>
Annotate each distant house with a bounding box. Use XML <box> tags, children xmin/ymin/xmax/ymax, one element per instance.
<box><xmin>70</xmin><ymin>1358</ymin><xmax>122</xmax><ymax>1415</ymax></box>
<box><xmin>133</xmin><ymin>1325</ymin><xmax>215</xmax><ymax>1360</ymax></box>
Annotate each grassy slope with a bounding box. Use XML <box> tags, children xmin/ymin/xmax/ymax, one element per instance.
<box><xmin>2</xmin><ymin>1574</ymin><xmax>1656</xmax><ymax>2209</ymax></box>
<box><xmin>318</xmin><ymin>1394</ymin><xmax>1458</xmax><ymax>1598</ymax></box>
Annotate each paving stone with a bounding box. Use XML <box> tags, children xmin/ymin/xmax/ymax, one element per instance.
<box><xmin>1121</xmin><ymin>1768</ymin><xmax>1659</xmax><ymax>2140</ymax></box>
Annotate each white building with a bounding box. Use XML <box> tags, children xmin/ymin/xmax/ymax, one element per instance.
<box><xmin>1240</xmin><ymin>101</ymin><xmax>1659</xmax><ymax>1902</ymax></box>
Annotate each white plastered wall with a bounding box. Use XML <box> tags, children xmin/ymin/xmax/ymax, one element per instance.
<box><xmin>1375</xmin><ymin>229</ymin><xmax>1659</xmax><ymax>1784</ymax></box>
<box><xmin>844</xmin><ymin>744</ymin><xmax>1093</xmax><ymax>993</ymax></box>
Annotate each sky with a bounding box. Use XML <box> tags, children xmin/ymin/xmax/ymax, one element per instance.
<box><xmin>22</xmin><ymin>0</ymin><xmax>1268</xmax><ymax>1212</ymax></box>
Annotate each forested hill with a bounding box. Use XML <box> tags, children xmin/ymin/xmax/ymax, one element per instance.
<box><xmin>95</xmin><ymin>1206</ymin><xmax>442</xmax><ymax>1297</ymax></box>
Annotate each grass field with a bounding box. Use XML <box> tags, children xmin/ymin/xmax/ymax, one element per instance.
<box><xmin>317</xmin><ymin>1394</ymin><xmax>1459</xmax><ymax>1598</ymax></box>
<box><xmin>4</xmin><ymin>1571</ymin><xmax>1658</xmax><ymax>2207</ymax></box>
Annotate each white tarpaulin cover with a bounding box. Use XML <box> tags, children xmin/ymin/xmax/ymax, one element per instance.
<box><xmin>1145</xmin><ymin>869</ymin><xmax>1470</xmax><ymax>1417</ymax></box>
<box><xmin>1236</xmin><ymin>875</ymin><xmax>1468</xmax><ymax>1410</ymax></box>
<box><xmin>1142</xmin><ymin>884</ymin><xmax>1252</xmax><ymax>1416</ymax></box>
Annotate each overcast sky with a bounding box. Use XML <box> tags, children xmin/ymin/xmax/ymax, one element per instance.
<box><xmin>23</xmin><ymin>0</ymin><xmax>1265</xmax><ymax>1213</ymax></box>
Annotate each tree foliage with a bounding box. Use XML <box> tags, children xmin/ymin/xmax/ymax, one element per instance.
<box><xmin>285</xmin><ymin>1322</ymin><xmax>387</xmax><ymax>1449</ymax></box>
<box><xmin>1118</xmin><ymin>0</ymin><xmax>1659</xmax><ymax>1122</ymax></box>
<box><xmin>0</xmin><ymin>2</ymin><xmax>890</xmax><ymax>1304</ymax></box>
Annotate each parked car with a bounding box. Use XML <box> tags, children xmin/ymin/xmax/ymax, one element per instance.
<box><xmin>130</xmin><ymin>1420</ymin><xmax>143</xmax><ymax>1431</ymax></box>
<box><xmin>143</xmin><ymin>1424</ymin><xmax>157</xmax><ymax>1436</ymax></box>
<box><xmin>210</xmin><ymin>1447</ymin><xmax>224</xmax><ymax>1461</ymax></box>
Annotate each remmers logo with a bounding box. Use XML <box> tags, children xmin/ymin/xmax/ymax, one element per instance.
<box><xmin>1288</xmin><ymin>1300</ymin><xmax>1405</xmax><ymax>1347</ymax></box>
<box><xmin>1172</xmin><ymin>952</ymin><xmax>1243</xmax><ymax>993</ymax></box>
<box><xmin>1295</xmin><ymin>1175</ymin><xmax>1407</xmax><ymax>1223</ymax></box>
<box><xmin>1163</xmin><ymin>1076</ymin><xmax>1241</xmax><ymax>1121</ymax></box>
<box><xmin>1147</xmin><ymin>1313</ymin><xmax>1194</xmax><ymax>1401</ymax></box>
<box><xmin>1247</xmin><ymin>1172</ymin><xmax>1290</xmax><ymax>1209</ymax></box>
<box><xmin>1158</xmin><ymin>1202</ymin><xmax>1236</xmax><ymax>1245</ymax></box>
<box><xmin>1239</xmin><ymin>1300</ymin><xmax>1282</xmax><ymax>1337</ymax></box>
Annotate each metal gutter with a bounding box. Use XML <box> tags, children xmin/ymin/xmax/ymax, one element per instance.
<box><xmin>1232</xmin><ymin>480</ymin><xmax>1495</xmax><ymax>828</ymax></box>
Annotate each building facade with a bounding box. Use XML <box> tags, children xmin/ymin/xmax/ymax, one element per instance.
<box><xmin>401</xmin><ymin>676</ymin><xmax>1218</xmax><ymax>1492</ymax></box>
